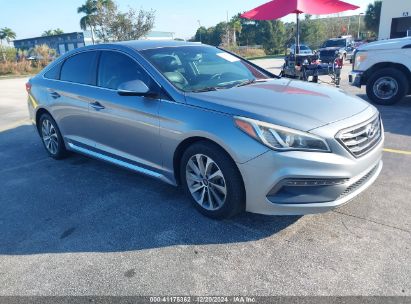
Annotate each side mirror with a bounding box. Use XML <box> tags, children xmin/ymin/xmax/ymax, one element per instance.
<box><xmin>117</xmin><ymin>80</ymin><xmax>152</xmax><ymax>97</ymax></box>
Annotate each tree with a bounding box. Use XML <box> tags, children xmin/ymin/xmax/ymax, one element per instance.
<box><xmin>78</xmin><ymin>0</ymin><xmax>155</xmax><ymax>42</ymax></box>
<box><xmin>42</xmin><ymin>30</ymin><xmax>54</xmax><ymax>36</ymax></box>
<box><xmin>0</xmin><ymin>31</ymin><xmax>5</xmax><ymax>46</ymax></box>
<box><xmin>229</xmin><ymin>17</ymin><xmax>242</xmax><ymax>46</ymax></box>
<box><xmin>42</xmin><ymin>29</ymin><xmax>64</xmax><ymax>37</ymax></box>
<box><xmin>77</xmin><ymin>0</ymin><xmax>114</xmax><ymax>44</ymax></box>
<box><xmin>0</xmin><ymin>27</ymin><xmax>16</xmax><ymax>45</ymax></box>
<box><xmin>194</xmin><ymin>26</ymin><xmax>208</xmax><ymax>43</ymax></box>
<box><xmin>109</xmin><ymin>7</ymin><xmax>155</xmax><ymax>41</ymax></box>
<box><xmin>53</xmin><ymin>28</ymin><xmax>64</xmax><ymax>35</ymax></box>
<box><xmin>300</xmin><ymin>17</ymin><xmax>326</xmax><ymax>49</ymax></box>
<box><xmin>364</xmin><ymin>1</ymin><xmax>382</xmax><ymax>36</ymax></box>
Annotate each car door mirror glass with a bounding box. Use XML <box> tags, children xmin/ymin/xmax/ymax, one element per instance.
<box><xmin>117</xmin><ymin>80</ymin><xmax>150</xmax><ymax>96</ymax></box>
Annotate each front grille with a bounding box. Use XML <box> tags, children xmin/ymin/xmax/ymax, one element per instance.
<box><xmin>320</xmin><ymin>50</ymin><xmax>336</xmax><ymax>62</ymax></box>
<box><xmin>336</xmin><ymin>115</ymin><xmax>382</xmax><ymax>157</ymax></box>
<box><xmin>338</xmin><ymin>164</ymin><xmax>379</xmax><ymax>199</ymax></box>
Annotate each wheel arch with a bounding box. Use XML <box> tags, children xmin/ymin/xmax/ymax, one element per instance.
<box><xmin>363</xmin><ymin>62</ymin><xmax>411</xmax><ymax>89</ymax></box>
<box><xmin>172</xmin><ymin>136</ymin><xmax>243</xmax><ymax>188</ymax></box>
<box><xmin>35</xmin><ymin>107</ymin><xmax>52</xmax><ymax>134</ymax></box>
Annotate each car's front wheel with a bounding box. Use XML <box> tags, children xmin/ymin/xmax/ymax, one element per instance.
<box><xmin>180</xmin><ymin>141</ymin><xmax>245</xmax><ymax>219</ymax></box>
<box><xmin>39</xmin><ymin>113</ymin><xmax>68</xmax><ymax>159</ymax></box>
<box><xmin>366</xmin><ymin>68</ymin><xmax>409</xmax><ymax>105</ymax></box>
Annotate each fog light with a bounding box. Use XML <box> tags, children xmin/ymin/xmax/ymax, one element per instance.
<box><xmin>285</xmin><ymin>178</ymin><xmax>349</xmax><ymax>186</ymax></box>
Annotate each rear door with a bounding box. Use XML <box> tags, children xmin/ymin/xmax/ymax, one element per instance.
<box><xmin>87</xmin><ymin>50</ymin><xmax>162</xmax><ymax>171</ymax></box>
<box><xmin>46</xmin><ymin>51</ymin><xmax>99</xmax><ymax>148</ymax></box>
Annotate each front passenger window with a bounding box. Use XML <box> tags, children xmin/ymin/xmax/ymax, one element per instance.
<box><xmin>98</xmin><ymin>51</ymin><xmax>150</xmax><ymax>90</ymax></box>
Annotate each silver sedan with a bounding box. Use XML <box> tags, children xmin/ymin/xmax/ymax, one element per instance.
<box><xmin>27</xmin><ymin>41</ymin><xmax>383</xmax><ymax>219</ymax></box>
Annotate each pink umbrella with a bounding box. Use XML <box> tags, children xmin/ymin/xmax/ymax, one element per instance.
<box><xmin>241</xmin><ymin>0</ymin><xmax>359</xmax><ymax>54</ymax></box>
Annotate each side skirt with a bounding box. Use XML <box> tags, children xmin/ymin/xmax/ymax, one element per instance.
<box><xmin>67</xmin><ymin>142</ymin><xmax>175</xmax><ymax>185</ymax></box>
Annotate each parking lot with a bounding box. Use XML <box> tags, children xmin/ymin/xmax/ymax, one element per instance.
<box><xmin>0</xmin><ymin>60</ymin><xmax>410</xmax><ymax>296</ymax></box>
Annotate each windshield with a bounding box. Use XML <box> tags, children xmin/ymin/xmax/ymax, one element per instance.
<box><xmin>140</xmin><ymin>46</ymin><xmax>268</xmax><ymax>92</ymax></box>
<box><xmin>322</xmin><ymin>39</ymin><xmax>346</xmax><ymax>48</ymax></box>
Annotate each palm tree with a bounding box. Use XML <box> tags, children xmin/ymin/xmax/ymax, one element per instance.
<box><xmin>0</xmin><ymin>27</ymin><xmax>16</xmax><ymax>45</ymax></box>
<box><xmin>364</xmin><ymin>1</ymin><xmax>382</xmax><ymax>36</ymax></box>
<box><xmin>42</xmin><ymin>30</ymin><xmax>55</xmax><ymax>37</ymax></box>
<box><xmin>42</xmin><ymin>29</ymin><xmax>65</xmax><ymax>37</ymax></box>
<box><xmin>53</xmin><ymin>28</ymin><xmax>64</xmax><ymax>35</ymax></box>
<box><xmin>77</xmin><ymin>0</ymin><xmax>114</xmax><ymax>44</ymax></box>
<box><xmin>0</xmin><ymin>31</ymin><xmax>5</xmax><ymax>46</ymax></box>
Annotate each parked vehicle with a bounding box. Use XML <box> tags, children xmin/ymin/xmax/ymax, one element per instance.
<box><xmin>288</xmin><ymin>44</ymin><xmax>314</xmax><ymax>55</ymax></box>
<box><xmin>349</xmin><ymin>37</ymin><xmax>411</xmax><ymax>105</ymax></box>
<box><xmin>27</xmin><ymin>41</ymin><xmax>383</xmax><ymax>219</ymax></box>
<box><xmin>319</xmin><ymin>36</ymin><xmax>355</xmax><ymax>63</ymax></box>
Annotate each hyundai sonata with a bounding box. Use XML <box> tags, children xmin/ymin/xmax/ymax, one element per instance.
<box><xmin>27</xmin><ymin>40</ymin><xmax>383</xmax><ymax>219</ymax></box>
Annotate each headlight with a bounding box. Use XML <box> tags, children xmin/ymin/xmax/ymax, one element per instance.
<box><xmin>234</xmin><ymin>117</ymin><xmax>330</xmax><ymax>152</ymax></box>
<box><xmin>354</xmin><ymin>51</ymin><xmax>367</xmax><ymax>70</ymax></box>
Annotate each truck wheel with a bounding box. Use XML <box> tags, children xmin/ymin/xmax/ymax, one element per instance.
<box><xmin>366</xmin><ymin>68</ymin><xmax>408</xmax><ymax>105</ymax></box>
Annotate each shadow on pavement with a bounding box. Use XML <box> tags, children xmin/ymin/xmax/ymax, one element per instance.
<box><xmin>356</xmin><ymin>94</ymin><xmax>411</xmax><ymax>138</ymax></box>
<box><xmin>0</xmin><ymin>125</ymin><xmax>300</xmax><ymax>255</ymax></box>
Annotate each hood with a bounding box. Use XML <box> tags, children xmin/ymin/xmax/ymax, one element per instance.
<box><xmin>359</xmin><ymin>37</ymin><xmax>411</xmax><ymax>51</ymax></box>
<box><xmin>319</xmin><ymin>47</ymin><xmax>342</xmax><ymax>52</ymax></box>
<box><xmin>185</xmin><ymin>79</ymin><xmax>370</xmax><ymax>131</ymax></box>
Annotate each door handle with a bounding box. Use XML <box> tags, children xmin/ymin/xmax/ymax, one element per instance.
<box><xmin>90</xmin><ymin>101</ymin><xmax>105</xmax><ymax>111</ymax></box>
<box><xmin>49</xmin><ymin>91</ymin><xmax>61</xmax><ymax>99</ymax></box>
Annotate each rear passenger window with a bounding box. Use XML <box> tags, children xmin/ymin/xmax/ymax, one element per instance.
<box><xmin>98</xmin><ymin>51</ymin><xmax>151</xmax><ymax>90</ymax></box>
<box><xmin>60</xmin><ymin>51</ymin><xmax>98</xmax><ymax>85</ymax></box>
<box><xmin>44</xmin><ymin>62</ymin><xmax>62</xmax><ymax>80</ymax></box>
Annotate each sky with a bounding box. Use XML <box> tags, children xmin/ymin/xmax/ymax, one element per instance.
<box><xmin>0</xmin><ymin>0</ymin><xmax>373</xmax><ymax>40</ymax></box>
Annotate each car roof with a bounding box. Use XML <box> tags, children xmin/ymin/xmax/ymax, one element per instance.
<box><xmin>112</xmin><ymin>40</ymin><xmax>203</xmax><ymax>51</ymax></box>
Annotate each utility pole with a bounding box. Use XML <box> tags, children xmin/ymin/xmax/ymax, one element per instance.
<box><xmin>226</xmin><ymin>11</ymin><xmax>230</xmax><ymax>46</ymax></box>
<box><xmin>358</xmin><ymin>13</ymin><xmax>364</xmax><ymax>39</ymax></box>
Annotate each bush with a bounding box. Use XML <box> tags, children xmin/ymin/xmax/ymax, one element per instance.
<box><xmin>0</xmin><ymin>44</ymin><xmax>55</xmax><ymax>76</ymax></box>
<box><xmin>0</xmin><ymin>60</ymin><xmax>39</xmax><ymax>76</ymax></box>
<box><xmin>224</xmin><ymin>47</ymin><xmax>266</xmax><ymax>58</ymax></box>
<box><xmin>0</xmin><ymin>45</ymin><xmax>17</xmax><ymax>62</ymax></box>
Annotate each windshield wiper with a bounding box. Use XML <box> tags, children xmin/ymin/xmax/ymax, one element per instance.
<box><xmin>234</xmin><ymin>78</ymin><xmax>267</xmax><ymax>88</ymax></box>
<box><xmin>190</xmin><ymin>86</ymin><xmax>223</xmax><ymax>93</ymax></box>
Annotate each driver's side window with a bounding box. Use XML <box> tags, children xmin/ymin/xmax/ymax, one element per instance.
<box><xmin>98</xmin><ymin>51</ymin><xmax>150</xmax><ymax>90</ymax></box>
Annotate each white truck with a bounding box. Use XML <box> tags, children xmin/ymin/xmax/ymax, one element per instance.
<box><xmin>349</xmin><ymin>37</ymin><xmax>411</xmax><ymax>105</ymax></box>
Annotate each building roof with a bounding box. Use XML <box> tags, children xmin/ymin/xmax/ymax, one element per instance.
<box><xmin>13</xmin><ymin>32</ymin><xmax>84</xmax><ymax>43</ymax></box>
<box><xmin>144</xmin><ymin>31</ymin><xmax>175</xmax><ymax>38</ymax></box>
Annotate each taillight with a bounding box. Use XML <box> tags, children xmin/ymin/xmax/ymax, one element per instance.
<box><xmin>25</xmin><ymin>82</ymin><xmax>32</xmax><ymax>93</ymax></box>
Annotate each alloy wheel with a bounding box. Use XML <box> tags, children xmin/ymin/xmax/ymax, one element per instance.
<box><xmin>41</xmin><ymin>119</ymin><xmax>59</xmax><ymax>155</ymax></box>
<box><xmin>185</xmin><ymin>154</ymin><xmax>227</xmax><ymax>211</ymax></box>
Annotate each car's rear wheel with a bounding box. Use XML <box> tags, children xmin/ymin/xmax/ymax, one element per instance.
<box><xmin>180</xmin><ymin>141</ymin><xmax>245</xmax><ymax>219</ymax></box>
<box><xmin>39</xmin><ymin>113</ymin><xmax>68</xmax><ymax>159</ymax></box>
<box><xmin>366</xmin><ymin>68</ymin><xmax>408</xmax><ymax>105</ymax></box>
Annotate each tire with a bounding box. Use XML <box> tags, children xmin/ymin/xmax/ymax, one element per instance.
<box><xmin>366</xmin><ymin>68</ymin><xmax>409</xmax><ymax>105</ymax></box>
<box><xmin>180</xmin><ymin>141</ymin><xmax>245</xmax><ymax>219</ymax></box>
<box><xmin>38</xmin><ymin>113</ymin><xmax>68</xmax><ymax>160</ymax></box>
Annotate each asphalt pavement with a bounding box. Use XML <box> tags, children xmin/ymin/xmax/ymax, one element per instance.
<box><xmin>0</xmin><ymin>61</ymin><xmax>410</xmax><ymax>296</ymax></box>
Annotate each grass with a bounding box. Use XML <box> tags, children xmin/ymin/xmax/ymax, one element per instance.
<box><xmin>246</xmin><ymin>54</ymin><xmax>285</xmax><ymax>60</ymax></box>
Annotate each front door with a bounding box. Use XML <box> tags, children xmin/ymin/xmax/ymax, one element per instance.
<box><xmin>87</xmin><ymin>50</ymin><xmax>162</xmax><ymax>171</ymax></box>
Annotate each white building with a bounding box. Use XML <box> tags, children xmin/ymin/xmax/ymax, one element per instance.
<box><xmin>379</xmin><ymin>0</ymin><xmax>411</xmax><ymax>40</ymax></box>
<box><xmin>141</xmin><ymin>31</ymin><xmax>175</xmax><ymax>40</ymax></box>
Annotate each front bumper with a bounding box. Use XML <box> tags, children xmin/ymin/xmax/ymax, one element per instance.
<box><xmin>349</xmin><ymin>71</ymin><xmax>363</xmax><ymax>88</ymax></box>
<box><xmin>237</xmin><ymin>109</ymin><xmax>384</xmax><ymax>215</ymax></box>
